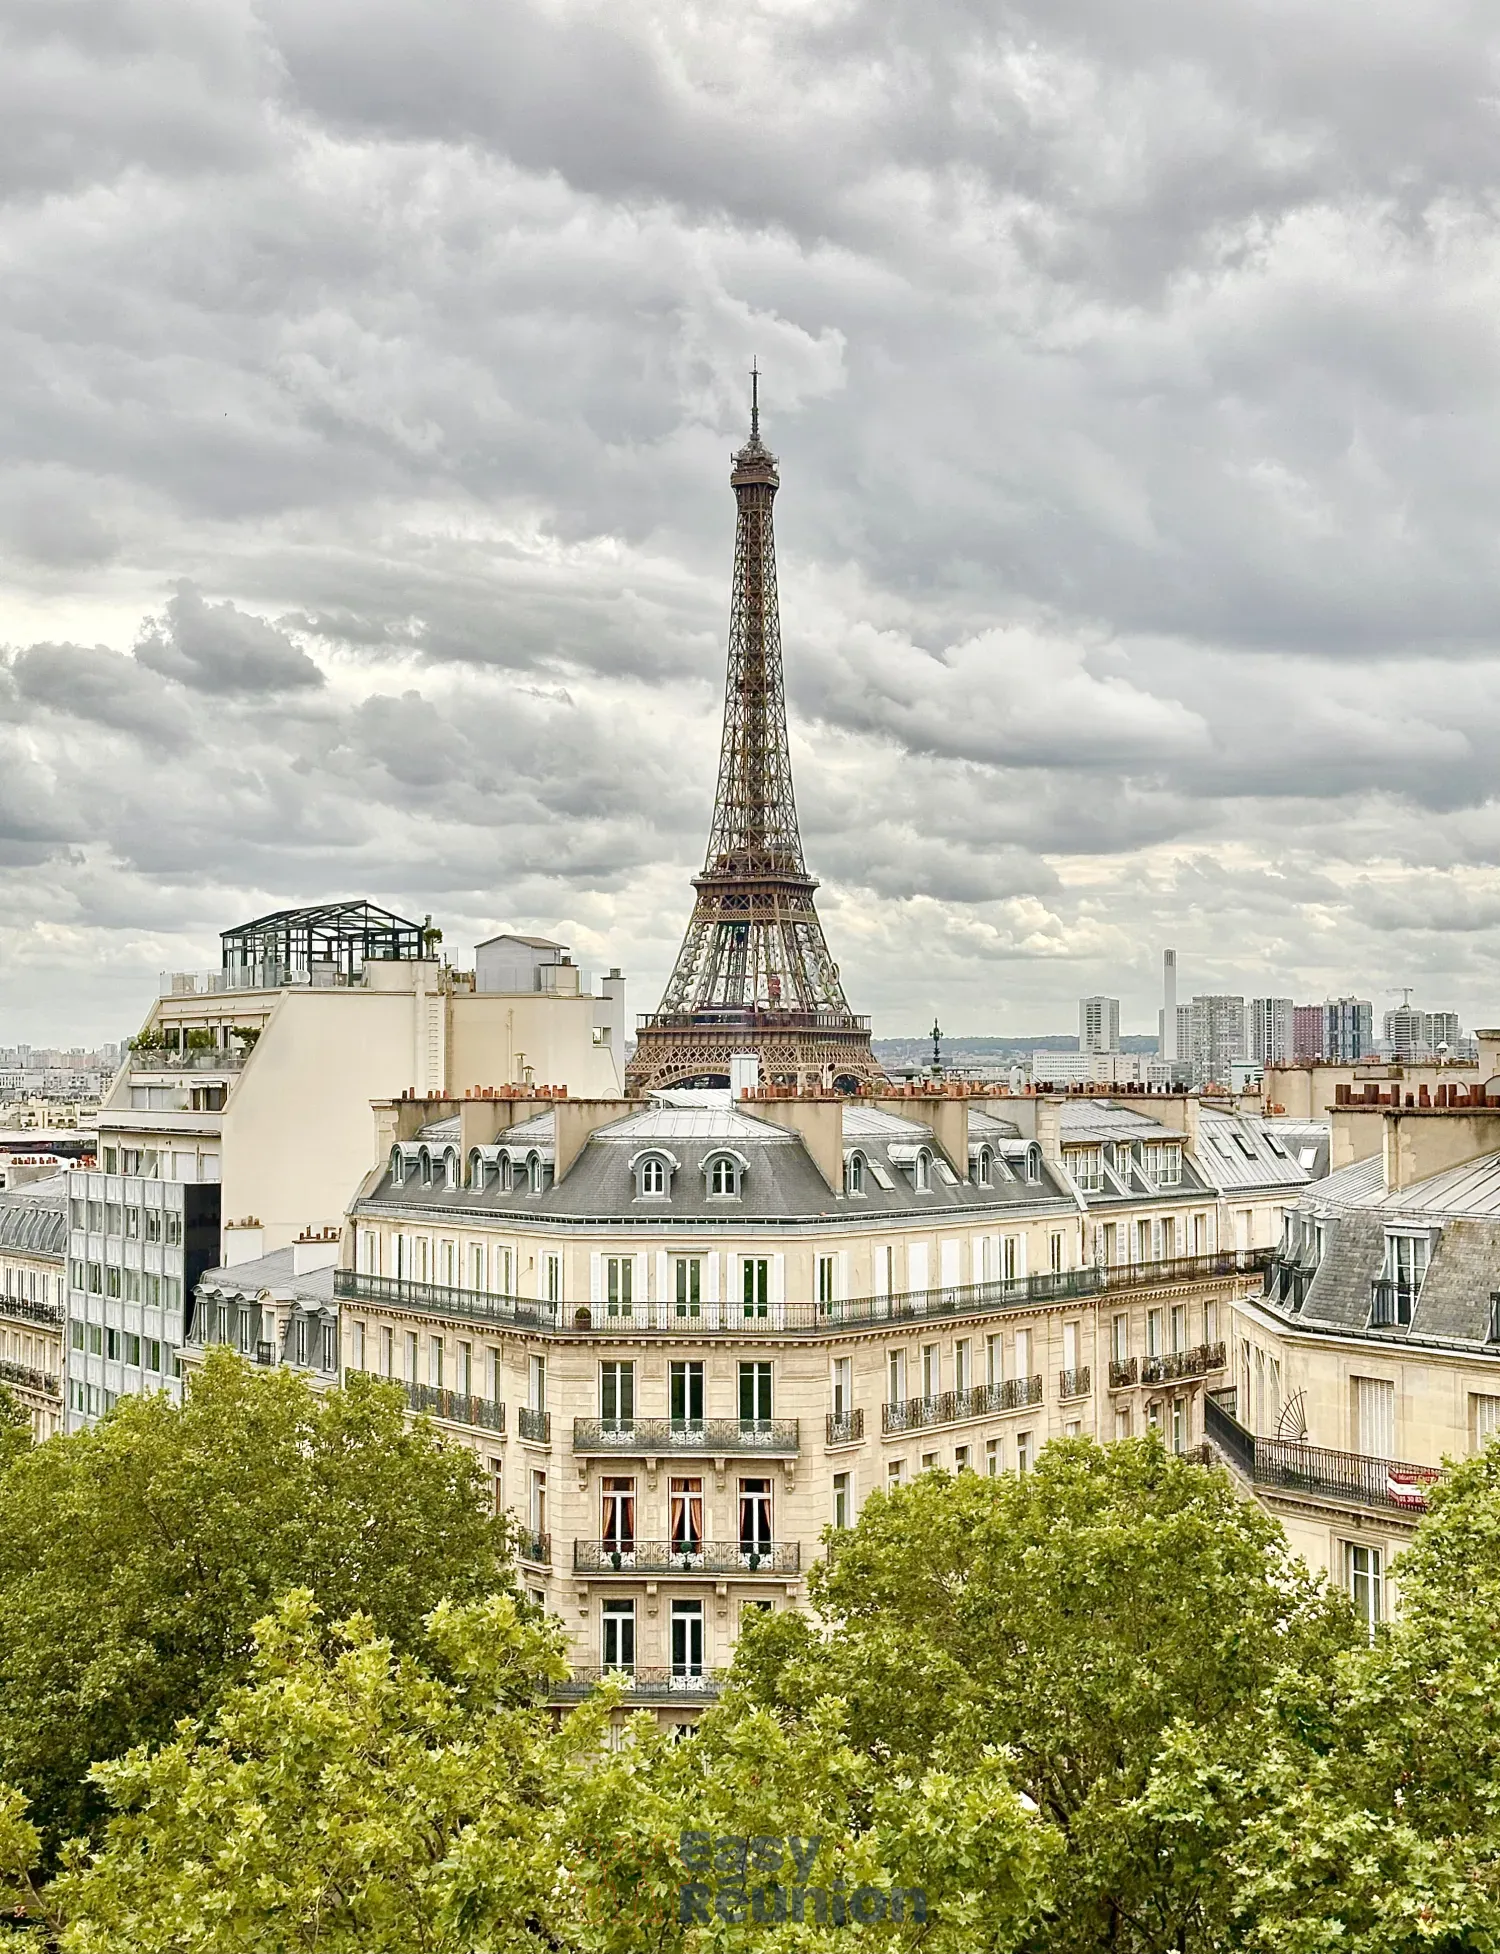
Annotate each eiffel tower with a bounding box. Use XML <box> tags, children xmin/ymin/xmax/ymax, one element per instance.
<box><xmin>627</xmin><ymin>375</ymin><xmax>883</xmax><ymax>1094</ymax></box>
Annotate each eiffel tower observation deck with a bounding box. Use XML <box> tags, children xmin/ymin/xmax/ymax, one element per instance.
<box><xmin>627</xmin><ymin>378</ymin><xmax>884</xmax><ymax>1095</ymax></box>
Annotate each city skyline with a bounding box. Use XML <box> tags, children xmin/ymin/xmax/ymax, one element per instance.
<box><xmin>7</xmin><ymin>3</ymin><xmax>1500</xmax><ymax>1043</ymax></box>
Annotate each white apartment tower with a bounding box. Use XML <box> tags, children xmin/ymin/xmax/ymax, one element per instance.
<box><xmin>1249</xmin><ymin>998</ymin><xmax>1295</xmax><ymax>1067</ymax></box>
<box><xmin>1159</xmin><ymin>952</ymin><xmax>1178</xmax><ymax>1064</ymax></box>
<box><xmin>1079</xmin><ymin>997</ymin><xmax>1121</xmax><ymax>1055</ymax></box>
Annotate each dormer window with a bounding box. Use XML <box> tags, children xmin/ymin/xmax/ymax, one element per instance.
<box><xmin>1066</xmin><ymin>1146</ymin><xmax>1103</xmax><ymax>1193</ymax></box>
<box><xmin>527</xmin><ymin>1153</ymin><xmax>544</xmax><ymax>1195</ymax></box>
<box><xmin>913</xmin><ymin>1149</ymin><xmax>932</xmax><ymax>1193</ymax></box>
<box><xmin>705</xmin><ymin>1152</ymin><xmax>743</xmax><ymax>1198</ymax></box>
<box><xmin>467</xmin><ymin>1148</ymin><xmax>485</xmax><ymax>1190</ymax></box>
<box><xmin>629</xmin><ymin>1147</ymin><xmax>678</xmax><ymax>1200</ymax></box>
<box><xmin>390</xmin><ymin>1145</ymin><xmax>405</xmax><ymax>1187</ymax></box>
<box><xmin>973</xmin><ymin>1147</ymin><xmax>993</xmax><ymax>1189</ymax></box>
<box><xmin>1026</xmin><ymin>1145</ymin><xmax>1042</xmax><ymax>1184</ymax></box>
<box><xmin>419</xmin><ymin>1148</ymin><xmax>433</xmax><ymax>1189</ymax></box>
<box><xmin>843</xmin><ymin>1150</ymin><xmax>866</xmax><ymax>1197</ymax></box>
<box><xmin>443</xmin><ymin>1148</ymin><xmax>458</xmax><ymax>1190</ymax></box>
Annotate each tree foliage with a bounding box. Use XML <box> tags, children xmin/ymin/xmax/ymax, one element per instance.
<box><xmin>0</xmin><ymin>1349</ymin><xmax>511</xmax><ymax>1851</ymax></box>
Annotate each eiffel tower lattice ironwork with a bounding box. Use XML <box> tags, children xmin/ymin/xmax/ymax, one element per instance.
<box><xmin>626</xmin><ymin>376</ymin><xmax>883</xmax><ymax>1094</ymax></box>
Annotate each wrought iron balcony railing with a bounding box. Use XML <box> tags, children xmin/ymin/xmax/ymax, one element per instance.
<box><xmin>825</xmin><ymin>1408</ymin><xmax>864</xmax><ymax>1445</ymax></box>
<box><xmin>882</xmin><ymin>1376</ymin><xmax>1042</xmax><ymax>1435</ymax></box>
<box><xmin>517</xmin><ymin>1528</ymin><xmax>551</xmax><ymax>1566</ymax></box>
<box><xmin>1140</xmin><ymin>1342</ymin><xmax>1226</xmax><ymax>1385</ymax></box>
<box><xmin>518</xmin><ymin>1406</ymin><xmax>551</xmax><ymax>1444</ymax></box>
<box><xmin>127</xmin><ymin>1046</ymin><xmax>247</xmax><ymax>1073</ymax></box>
<box><xmin>1058</xmin><ymin>1367</ymin><xmax>1091</xmax><ymax>1399</ymax></box>
<box><xmin>572</xmin><ymin>1417</ymin><xmax>799</xmax><ymax>1454</ymax></box>
<box><xmin>400</xmin><ymin>1379</ymin><xmax>505</xmax><ymax>1434</ymax></box>
<box><xmin>1204</xmin><ymin>1394</ymin><xmax>1441</xmax><ymax>1514</ymax></box>
<box><xmin>549</xmin><ymin>1665</ymin><xmax>723</xmax><ymax>1701</ymax></box>
<box><xmin>0</xmin><ymin>1357</ymin><xmax>59</xmax><ymax>1396</ymax></box>
<box><xmin>0</xmin><ymin>1295</ymin><xmax>64</xmax><ymax>1328</ymax></box>
<box><xmin>1369</xmin><ymin>1278</ymin><xmax>1418</xmax><ymax>1329</ymax></box>
<box><xmin>1108</xmin><ymin>1357</ymin><xmax>1138</xmax><ymax>1388</ymax></box>
<box><xmin>335</xmin><ymin>1249</ymin><xmax>1273</xmax><ymax>1341</ymax></box>
<box><xmin>574</xmin><ymin>1539</ymin><xmax>800</xmax><ymax>1576</ymax></box>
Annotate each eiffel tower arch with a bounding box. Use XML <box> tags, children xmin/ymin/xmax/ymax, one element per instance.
<box><xmin>627</xmin><ymin>378</ymin><xmax>884</xmax><ymax>1095</ymax></box>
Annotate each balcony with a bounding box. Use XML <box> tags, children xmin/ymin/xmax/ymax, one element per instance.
<box><xmin>1204</xmin><ymin>1395</ymin><xmax>1441</xmax><ymax>1515</ymax></box>
<box><xmin>0</xmin><ymin>1295</ymin><xmax>64</xmax><ymax>1328</ymax></box>
<box><xmin>334</xmin><ymin>1249</ymin><xmax>1273</xmax><ymax>1342</ymax></box>
<box><xmin>882</xmin><ymin>1376</ymin><xmax>1042</xmax><ymax>1435</ymax></box>
<box><xmin>1262</xmin><ymin>1260</ymin><xmax>1313</xmax><ymax>1311</ymax></box>
<box><xmin>549</xmin><ymin>1666</ymin><xmax>722</xmax><ymax>1703</ymax></box>
<box><xmin>826</xmin><ymin>1408</ymin><xmax>864</xmax><ymax>1445</ymax></box>
<box><xmin>1058</xmin><ymin>1367</ymin><xmax>1091</xmax><ymax>1400</ymax></box>
<box><xmin>1108</xmin><ymin>1357</ymin><xmax>1138</xmax><ymax>1389</ymax></box>
<box><xmin>518</xmin><ymin>1406</ymin><xmax>551</xmax><ymax>1444</ymax></box>
<box><xmin>1140</xmin><ymin>1342</ymin><xmax>1226</xmax><ymax>1386</ymax></box>
<box><xmin>1369</xmin><ymin>1278</ymin><xmax>1417</xmax><ymax>1329</ymax></box>
<box><xmin>0</xmin><ymin>1358</ymin><xmax>59</xmax><ymax>1397</ymax></box>
<box><xmin>127</xmin><ymin>1046</ymin><xmax>247</xmax><ymax>1074</ymax></box>
<box><xmin>400</xmin><ymin>1380</ymin><xmax>505</xmax><ymax>1434</ymax></box>
<box><xmin>517</xmin><ymin>1528</ymin><xmax>551</xmax><ymax>1566</ymax></box>
<box><xmin>572</xmin><ymin>1417</ymin><xmax>799</xmax><ymax>1455</ymax></box>
<box><xmin>573</xmin><ymin>1539</ymin><xmax>800</xmax><ymax>1576</ymax></box>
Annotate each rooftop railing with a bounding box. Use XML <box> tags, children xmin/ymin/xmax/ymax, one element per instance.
<box><xmin>572</xmin><ymin>1417</ymin><xmax>799</xmax><ymax>1455</ymax></box>
<box><xmin>1140</xmin><ymin>1342</ymin><xmax>1226</xmax><ymax>1385</ymax></box>
<box><xmin>574</xmin><ymin>1539</ymin><xmax>799</xmax><ymax>1576</ymax></box>
<box><xmin>126</xmin><ymin>1047</ymin><xmax>247</xmax><ymax>1073</ymax></box>
<box><xmin>1204</xmin><ymin>1394</ymin><xmax>1441</xmax><ymax>1513</ymax></box>
<box><xmin>335</xmin><ymin>1249</ymin><xmax>1271</xmax><ymax>1341</ymax></box>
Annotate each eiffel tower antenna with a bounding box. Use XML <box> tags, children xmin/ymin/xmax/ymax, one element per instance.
<box><xmin>627</xmin><ymin>377</ymin><xmax>883</xmax><ymax>1094</ymax></box>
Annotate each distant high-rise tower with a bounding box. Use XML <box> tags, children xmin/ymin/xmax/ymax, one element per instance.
<box><xmin>626</xmin><ymin>377</ymin><xmax>882</xmax><ymax>1094</ymax></box>
<box><xmin>1249</xmin><ymin>997</ymin><xmax>1295</xmax><ymax>1066</ymax></box>
<box><xmin>1159</xmin><ymin>951</ymin><xmax>1178</xmax><ymax>1064</ymax></box>
<box><xmin>1079</xmin><ymin>996</ymin><xmax>1120</xmax><ymax>1054</ymax></box>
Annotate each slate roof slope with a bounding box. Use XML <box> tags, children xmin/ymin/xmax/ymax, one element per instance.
<box><xmin>197</xmin><ymin>1248</ymin><xmax>335</xmax><ymax>1305</ymax></box>
<box><xmin>0</xmin><ymin>1173</ymin><xmax>67</xmax><ymax>1259</ymax></box>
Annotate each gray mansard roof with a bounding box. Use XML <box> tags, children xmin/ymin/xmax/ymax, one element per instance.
<box><xmin>197</xmin><ymin>1248</ymin><xmax>336</xmax><ymax>1307</ymax></box>
<box><xmin>358</xmin><ymin>1096</ymin><xmax>1078</xmax><ymax>1227</ymax></box>
<box><xmin>0</xmin><ymin>1173</ymin><xmax>67</xmax><ymax>1261</ymax></box>
<box><xmin>1268</xmin><ymin>1145</ymin><xmax>1500</xmax><ymax>1347</ymax></box>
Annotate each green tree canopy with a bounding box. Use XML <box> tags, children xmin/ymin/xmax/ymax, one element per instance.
<box><xmin>0</xmin><ymin>1593</ymin><xmax>1055</xmax><ymax>1953</ymax></box>
<box><xmin>732</xmin><ymin>1436</ymin><xmax>1357</xmax><ymax>1953</ymax></box>
<box><xmin>0</xmin><ymin>1350</ymin><xmax>511</xmax><ymax>1852</ymax></box>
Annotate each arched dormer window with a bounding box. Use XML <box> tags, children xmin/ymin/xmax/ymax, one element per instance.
<box><xmin>498</xmin><ymin>1155</ymin><xmax>514</xmax><ymax>1193</ymax></box>
<box><xmin>418</xmin><ymin>1147</ymin><xmax>433</xmax><ymax>1189</ymax></box>
<box><xmin>443</xmin><ymin>1148</ymin><xmax>459</xmax><ymax>1190</ymax></box>
<box><xmin>705</xmin><ymin>1151</ymin><xmax>745</xmax><ymax>1199</ymax></box>
<box><xmin>629</xmin><ymin>1148</ymin><xmax>677</xmax><ymax>1199</ymax></box>
<box><xmin>913</xmin><ymin>1148</ymin><xmax>932</xmax><ymax>1193</ymax></box>
<box><xmin>527</xmin><ymin>1152</ymin><xmax>544</xmax><ymax>1195</ymax></box>
<box><xmin>843</xmin><ymin>1150</ymin><xmax>866</xmax><ymax>1196</ymax></box>
<box><xmin>974</xmin><ymin>1147</ymin><xmax>993</xmax><ymax>1189</ymax></box>
<box><xmin>467</xmin><ymin>1148</ymin><xmax>484</xmax><ymax>1191</ymax></box>
<box><xmin>1026</xmin><ymin>1145</ymin><xmax>1042</xmax><ymax>1184</ymax></box>
<box><xmin>642</xmin><ymin>1157</ymin><xmax>666</xmax><ymax>1195</ymax></box>
<box><xmin>390</xmin><ymin>1145</ymin><xmax>405</xmax><ymax>1187</ymax></box>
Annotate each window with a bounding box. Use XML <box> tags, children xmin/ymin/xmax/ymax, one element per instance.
<box><xmin>1171</xmin><ymin>1400</ymin><xmax>1187</xmax><ymax>1455</ymax></box>
<box><xmin>739</xmin><ymin>1478</ymin><xmax>772</xmax><ymax>1558</ymax></box>
<box><xmin>986</xmin><ymin>1332</ymin><xmax>1002</xmax><ymax>1386</ymax></box>
<box><xmin>1063</xmin><ymin>1423</ymin><xmax>1081</xmax><ymax>1441</ymax></box>
<box><xmin>887</xmin><ymin>1459</ymin><xmax>905</xmax><ymax>1489</ymax></box>
<box><xmin>1050</xmin><ymin>1232</ymin><xmax>1064</xmax><ymax>1274</ymax></box>
<box><xmin>70</xmin><ymin>1320</ymin><xmax>84</xmax><ymax>1351</ymax></box>
<box><xmin>1115</xmin><ymin>1407</ymin><xmax>1131</xmax><ymax>1440</ymax></box>
<box><xmin>844</xmin><ymin>1152</ymin><xmax>865</xmax><ymax>1196</ymax></box>
<box><xmin>986</xmin><ymin>1437</ymin><xmax>1000</xmax><ymax>1476</ymax></box>
<box><xmin>921</xmin><ymin>1451</ymin><xmax>939</xmax><ymax>1472</ymax></box>
<box><xmin>600</xmin><ymin>1361</ymin><xmax>634</xmax><ymax>1428</ymax></box>
<box><xmin>1374</xmin><ymin>1233</ymin><xmax>1429</xmax><ymax>1326</ymax></box>
<box><xmin>831</xmin><ymin>1356</ymin><xmax>852</xmax><ymax>1420</ymax></box>
<box><xmin>353</xmin><ymin>1320</ymin><xmax>366</xmax><ymax>1371</ymax></box>
<box><xmin>1347</xmin><ymin>1543</ymin><xmax>1382</xmax><ymax>1636</ymax></box>
<box><xmin>146</xmin><ymin>1339</ymin><xmax>161</xmax><ymax>1372</ymax></box>
<box><xmin>124</xmin><ymin>1332</ymin><xmax>141</xmax><ymax>1366</ymax></box>
<box><xmin>708</xmin><ymin>1155</ymin><xmax>740</xmax><ymax>1197</ymax></box>
<box><xmin>601</xmin><ymin>1600</ymin><xmax>635</xmax><ymax>1673</ymax></box>
<box><xmin>887</xmin><ymin>1348</ymin><xmax>907</xmax><ymax>1405</ymax></box>
<box><xmin>913</xmin><ymin>1150</ymin><xmax>932</xmax><ymax>1193</ymax></box>
<box><xmin>668</xmin><ymin>1474</ymin><xmax>704</xmax><ymax>1558</ymax></box>
<box><xmin>381</xmin><ymin>1326</ymin><xmax>394</xmax><ymax>1376</ymax></box>
<box><xmin>404</xmin><ymin>1330</ymin><xmax>418</xmax><ymax>1383</ymax></box>
<box><xmin>671</xmin><ymin>1599</ymin><xmax>705</xmax><ymax>1681</ymax></box>
<box><xmin>1203</xmin><ymin>1300</ymin><xmax>1219</xmax><ymax>1344</ymax></box>
<box><xmin>605</xmin><ymin>1257</ymin><xmax>634</xmax><ymax>1318</ymax></box>
<box><xmin>1067</xmin><ymin>1147</ymin><xmax>1102</xmax><ymax>1193</ymax></box>
<box><xmin>639</xmin><ymin>1156</ymin><xmax>667</xmax><ymax>1197</ymax></box>
<box><xmin>954</xmin><ymin>1443</ymin><xmax>971</xmax><ymax>1471</ymax></box>
<box><xmin>674</xmin><ymin>1257</ymin><xmax>702</xmax><ymax>1317</ymax></box>
<box><xmin>1170</xmin><ymin>1304</ymin><xmax>1186</xmax><ymax>1353</ymax></box>
<box><xmin>1352</xmin><ymin>1376</ymin><xmax>1395</xmax><ymax>1458</ymax></box>
<box><xmin>105</xmin><ymin>1328</ymin><xmax>119</xmax><ymax>1360</ymax></box>
<box><xmin>1016</xmin><ymin>1430</ymin><xmax>1033</xmax><ymax>1475</ymax></box>
<box><xmin>832</xmin><ymin>1471</ymin><xmax>852</xmax><ymax>1529</ymax></box>
<box><xmin>601</xmin><ymin>1477</ymin><xmax>636</xmax><ymax>1554</ymax></box>
<box><xmin>530</xmin><ymin>1469</ymin><xmax>547</xmax><ymax>1533</ymax></box>
<box><xmin>1146</xmin><ymin>1309</ymin><xmax>1163</xmax><ymax>1358</ymax></box>
<box><xmin>457</xmin><ymin>1340</ymin><xmax>472</xmax><ymax>1394</ymax></box>
<box><xmin>974</xmin><ymin>1148</ymin><xmax>992</xmax><ymax>1189</ymax></box>
<box><xmin>921</xmin><ymin>1343</ymin><xmax>939</xmax><ymax>1398</ymax></box>
<box><xmin>1014</xmin><ymin>1327</ymin><xmax>1031</xmax><ymax>1381</ymax></box>
<box><xmin>529</xmin><ymin>1353</ymin><xmax>547</xmax><ymax>1412</ymax></box>
<box><xmin>145</xmin><ymin>1211</ymin><xmax>161</xmax><ymax>1244</ymax></box>
<box><xmin>1111</xmin><ymin>1313</ymin><xmax>1128</xmax><ymax>1363</ymax></box>
<box><xmin>321</xmin><ymin>1320</ymin><xmax>337</xmax><ymax>1373</ymax></box>
<box><xmin>1472</xmin><ymin>1394</ymin><xmax>1500</xmax><ymax>1453</ymax></box>
<box><xmin>816</xmin><ymin>1255</ymin><xmax>837</xmax><ymax>1307</ymax></box>
<box><xmin>106</xmin><ymin>1267</ymin><xmax>121</xmax><ymax>1299</ymax></box>
<box><xmin>954</xmin><ymin>1338</ymin><xmax>971</xmax><ymax>1393</ymax></box>
<box><xmin>545</xmin><ymin>1254</ymin><xmax>563</xmax><ymax>1306</ymax></box>
<box><xmin>739</xmin><ymin>1360</ymin><xmax>772</xmax><ymax>1428</ymax></box>
<box><xmin>742</xmin><ymin>1258</ymin><xmax>769</xmax><ymax>1320</ymax></box>
<box><xmin>671</xmin><ymin>1360</ymin><xmax>704</xmax><ymax>1428</ymax></box>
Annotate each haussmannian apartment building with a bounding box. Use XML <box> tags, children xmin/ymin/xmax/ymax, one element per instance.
<box><xmin>183</xmin><ymin>1082</ymin><xmax>1309</xmax><ymax>1723</ymax></box>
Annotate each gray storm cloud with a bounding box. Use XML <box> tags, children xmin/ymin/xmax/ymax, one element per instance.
<box><xmin>2</xmin><ymin>0</ymin><xmax>1500</xmax><ymax>1039</ymax></box>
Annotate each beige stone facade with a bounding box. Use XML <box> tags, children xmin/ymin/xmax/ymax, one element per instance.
<box><xmin>0</xmin><ymin>1174</ymin><xmax>66</xmax><ymax>1440</ymax></box>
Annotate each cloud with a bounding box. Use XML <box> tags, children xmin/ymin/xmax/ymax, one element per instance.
<box><xmin>133</xmin><ymin>582</ymin><xmax>324</xmax><ymax>694</ymax></box>
<box><xmin>5</xmin><ymin>0</ymin><xmax>1500</xmax><ymax>1040</ymax></box>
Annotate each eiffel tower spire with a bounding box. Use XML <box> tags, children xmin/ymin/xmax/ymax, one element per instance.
<box><xmin>627</xmin><ymin>378</ymin><xmax>883</xmax><ymax>1094</ymax></box>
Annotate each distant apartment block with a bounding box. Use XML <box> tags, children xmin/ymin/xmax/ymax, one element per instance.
<box><xmin>1079</xmin><ymin>997</ymin><xmax>1121</xmax><ymax>1055</ymax></box>
<box><xmin>1384</xmin><ymin>1006</ymin><xmax>1461</xmax><ymax>1062</ymax></box>
<box><xmin>1248</xmin><ymin>998</ymin><xmax>1295</xmax><ymax>1068</ymax></box>
<box><xmin>1189</xmin><ymin>996</ymin><xmax>1247</xmax><ymax>1089</ymax></box>
<box><xmin>1323</xmin><ymin>997</ymin><xmax>1373</xmax><ymax>1064</ymax></box>
<box><xmin>1292</xmin><ymin>1005</ymin><xmax>1324</xmax><ymax>1061</ymax></box>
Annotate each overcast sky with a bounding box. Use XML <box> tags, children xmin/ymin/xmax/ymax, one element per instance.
<box><xmin>5</xmin><ymin>0</ymin><xmax>1500</xmax><ymax>1045</ymax></box>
